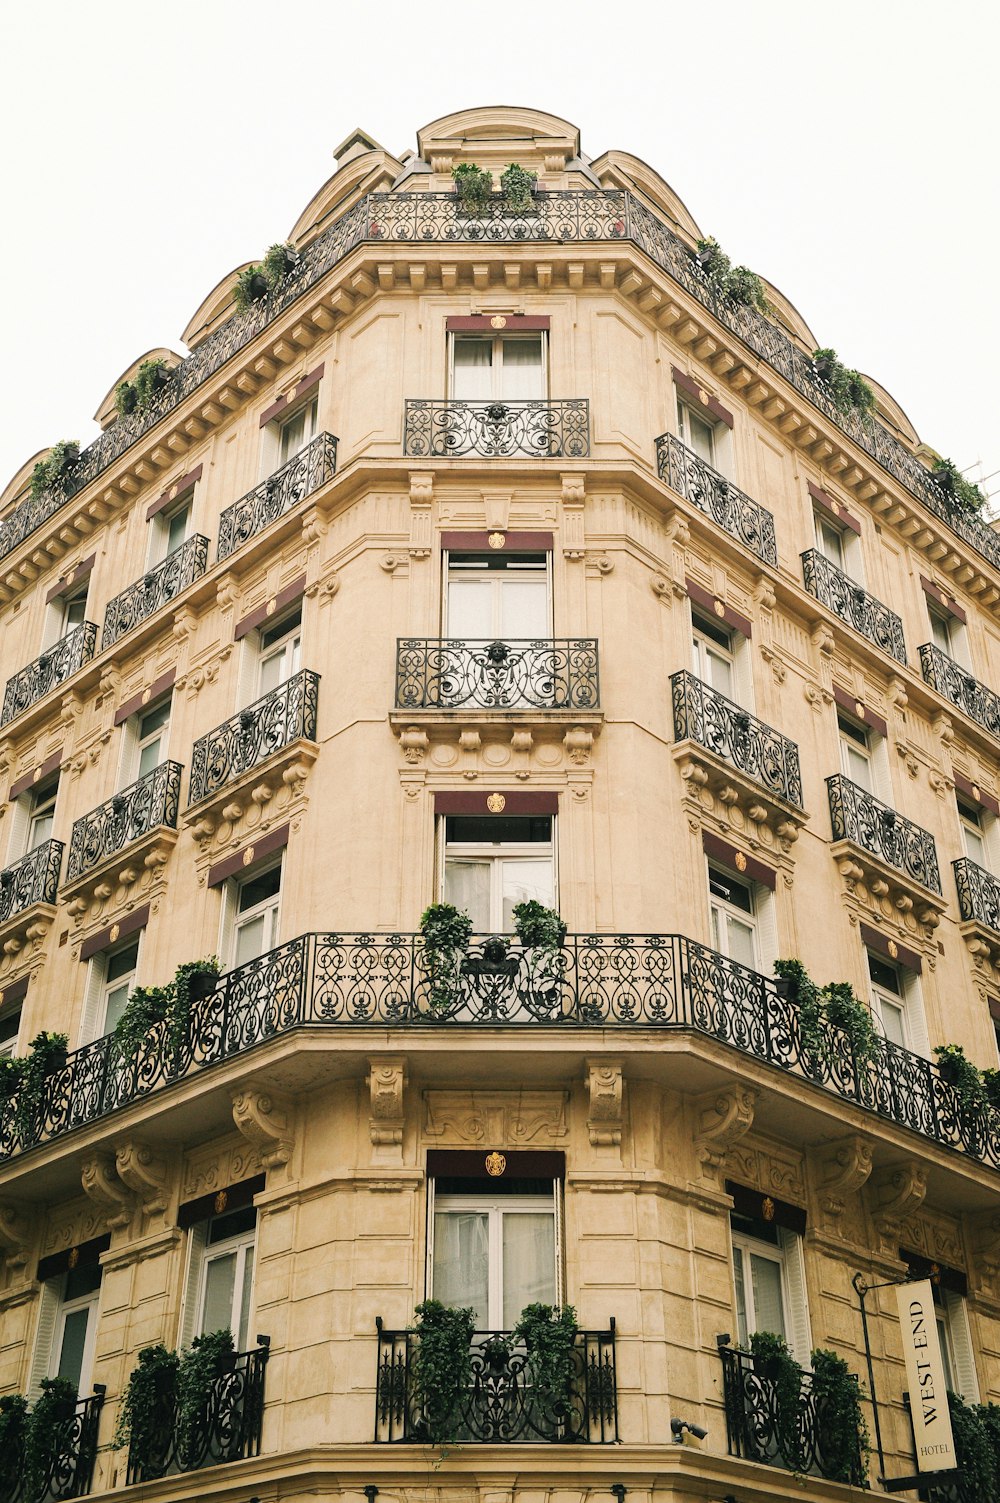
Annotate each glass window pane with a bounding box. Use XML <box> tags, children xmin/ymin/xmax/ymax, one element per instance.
<box><xmin>165</xmin><ymin>507</ymin><xmax>189</xmax><ymax>554</ymax></box>
<box><xmin>727</xmin><ymin>915</ymin><xmax>757</xmax><ymax>969</ymax></box>
<box><xmin>433</xmin><ymin>1211</ymin><xmax>489</xmax><ymax>1327</ymax></box>
<box><xmin>29</xmin><ymin>812</ymin><xmax>55</xmax><ymax>850</ymax></box>
<box><xmin>448</xmin><ymin>578</ymin><xmax>493</xmax><ymax>637</ymax></box>
<box><xmin>706</xmin><ymin>645</ymin><xmax>734</xmax><ymax>697</ymax></box>
<box><xmin>749</xmin><ymin>1253</ymin><xmax>786</xmax><ymax>1339</ymax></box>
<box><xmin>57</xmin><ymin>1308</ymin><xmax>90</xmax><ymax>1388</ymax></box>
<box><xmin>962</xmin><ymin>821</ymin><xmax>987</xmax><ymax>866</ymax></box>
<box><xmin>500</xmin><ymin>338</ymin><xmax>544</xmax><ymax>399</ymax></box>
<box><xmin>501</xmin><ymin>860</ymin><xmax>555</xmax><ymax>932</ymax></box>
<box><xmin>844</xmin><ymin>743</ymin><xmax>872</xmax><ymax>790</ymax></box>
<box><xmin>501</xmin><ymin>1212</ymin><xmax>555</xmax><ymax>1328</ymax></box>
<box><xmin>499</xmin><ymin>579</ymin><xmax>549</xmax><ymax>638</ymax></box>
<box><xmin>931</xmin><ymin>613</ymin><xmax>952</xmax><ymax>654</ymax></box>
<box><xmin>238</xmin><ymin>867</ymin><xmax>282</xmax><ymax>913</ymax></box>
<box><xmin>104</xmin><ymin>981</ymin><xmax>132</xmax><ymax>1034</ymax></box>
<box><xmin>878</xmin><ymin>996</ymin><xmax>906</xmax><ymax>1047</ymax></box>
<box><xmin>235</xmin><ymin>914</ymin><xmax>266</xmax><ymax>967</ymax></box>
<box><xmin>819</xmin><ymin>520</ymin><xmax>844</xmax><ymax>568</ymax></box>
<box><xmin>453</xmin><ymin>340</ymin><xmax>493</xmax><ymax>399</ymax></box>
<box><xmin>444</xmin><ymin>860</ymin><xmax>490</xmax><ymax>934</ymax></box>
<box><xmin>202</xmin><ymin>1252</ymin><xmax>237</xmax><ymax>1336</ymax></box>
<box><xmin>137</xmin><ymin>736</ymin><xmax>163</xmax><ymax>779</ymax></box>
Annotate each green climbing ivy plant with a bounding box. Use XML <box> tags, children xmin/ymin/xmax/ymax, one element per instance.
<box><xmin>694</xmin><ymin>238</ymin><xmax>771</xmax><ymax>314</ymax></box>
<box><xmin>513</xmin><ymin>1303</ymin><xmax>578</xmax><ymax>1423</ymax></box>
<box><xmin>28</xmin><ymin>441</ymin><xmax>80</xmax><ymax>502</ymax></box>
<box><xmin>112</xmin><ymin>958</ymin><xmax>219</xmax><ymax>1068</ymax></box>
<box><xmin>810</xmin><ymin>348</ymin><xmax>875</xmax><ymax>416</ymax></box>
<box><xmin>177</xmin><ymin>1329</ymin><xmax>234</xmax><ymax>1456</ymax></box>
<box><xmin>810</xmin><ymin>1346</ymin><xmax>870</xmax><ymax>1484</ymax></box>
<box><xmin>934</xmin><ymin>1042</ymin><xmax>988</xmax><ymax>1110</ymax></box>
<box><xmin>419</xmin><ymin>903</ymin><xmax>473</xmax><ymax>1011</ymax></box>
<box><xmin>774</xmin><ymin>960</ymin><xmax>878</xmax><ymax>1070</ymax></box>
<box><xmin>112</xmin><ymin>1342</ymin><xmax>179</xmax><ymax>1456</ymax></box>
<box><xmin>15</xmin><ymin>1032</ymin><xmax>68</xmax><ymax>1145</ymax></box>
<box><xmin>409</xmin><ymin>1299</ymin><xmax>475</xmax><ymax>1444</ymax></box>
<box><xmin>23</xmin><ymin>1378</ymin><xmax>77</xmax><ymax>1499</ymax></box>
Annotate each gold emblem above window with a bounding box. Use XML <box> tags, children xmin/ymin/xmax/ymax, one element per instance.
<box><xmin>485</xmin><ymin>1151</ymin><xmax>507</xmax><ymax>1177</ymax></box>
<box><xmin>486</xmin><ymin>792</ymin><xmax>506</xmax><ymax>813</ymax></box>
<box><xmin>488</xmin><ymin>531</ymin><xmax>506</xmax><ymax>549</ymax></box>
<box><xmin>734</xmin><ymin>852</ymin><xmax>747</xmax><ymax>872</ymax></box>
<box><xmin>490</xmin><ymin>315</ymin><xmax>507</xmax><ymax>329</ymax></box>
<box><xmin>214</xmin><ymin>1190</ymin><xmax>229</xmax><ymax>1213</ymax></box>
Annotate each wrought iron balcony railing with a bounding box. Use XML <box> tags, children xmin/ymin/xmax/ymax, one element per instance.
<box><xmin>6</xmin><ymin>931</ymin><xmax>1000</xmax><ymax>1173</ymax></box>
<box><xmin>188</xmin><ymin>670</ymin><xmax>319</xmax><ymax>806</ymax></box>
<box><xmin>375</xmin><ymin>1319</ymin><xmax>617</xmax><ymax>1443</ymax></box>
<box><xmin>216</xmin><ymin>432</ymin><xmax>338</xmax><ymax>561</ymax></box>
<box><xmin>919</xmin><ymin>642</ymin><xmax>1000</xmax><ymax>739</ymax></box>
<box><xmin>827</xmin><ymin>774</ymin><xmax>942</xmax><ymax>895</ymax></box>
<box><xmin>1</xmin><ymin>623</ymin><xmax>98</xmax><ymax>727</ymax></box>
<box><xmin>0</xmin><ymin>1387</ymin><xmax>105</xmax><ymax>1503</ymax></box>
<box><xmin>66</xmin><ymin>762</ymin><xmax>182</xmax><ymax>882</ymax></box>
<box><xmin>954</xmin><ymin>857</ymin><xmax>1000</xmax><ymax>934</ymax></box>
<box><xmin>6</xmin><ymin>192</ymin><xmax>998</xmax><ymax>577</ymax></box>
<box><xmin>125</xmin><ymin>1341</ymin><xmax>268</xmax><ymax>1485</ymax></box>
<box><xmin>0</xmin><ymin>840</ymin><xmax>63</xmax><ymax>925</ymax></box>
<box><xmin>801</xmin><ymin>549</ymin><xmax>907</xmax><ymax>664</ymax></box>
<box><xmin>102</xmin><ymin>535</ymin><xmax>209</xmax><ymax>648</ymax></box>
<box><xmin>403</xmin><ymin>398</ymin><xmax>590</xmax><ymax>459</ymax></box>
<box><xmin>656</xmin><ymin>433</ymin><xmax>777</xmax><ymax>567</ymax></box>
<box><xmin>671</xmin><ymin>670</ymin><xmax>804</xmax><ymax>809</ymax></box>
<box><xmin>719</xmin><ymin>1342</ymin><xmax>865</xmax><ymax>1486</ymax></box>
<box><xmin>395</xmin><ymin>638</ymin><xmax>599</xmax><ymax>711</ymax></box>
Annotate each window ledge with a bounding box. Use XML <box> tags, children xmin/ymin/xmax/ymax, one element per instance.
<box><xmin>61</xmin><ymin>827</ymin><xmax>179</xmax><ymax>912</ymax></box>
<box><xmin>830</xmin><ymin>837</ymin><xmax>948</xmax><ymax>937</ymax></box>
<box><xmin>671</xmin><ymin>739</ymin><xmax>808</xmax><ymax>854</ymax></box>
<box><xmin>182</xmin><ymin>739</ymin><xmax>318</xmax><ymax>855</ymax></box>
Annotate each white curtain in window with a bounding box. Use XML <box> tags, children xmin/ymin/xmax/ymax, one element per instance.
<box><xmin>501</xmin><ymin>1213</ymin><xmax>555</xmax><ymax>1327</ymax></box>
<box><xmin>433</xmin><ymin>1211</ymin><xmax>489</xmax><ymax>1326</ymax></box>
<box><xmin>500</xmin><ymin>339</ymin><xmax>543</xmax><ymax>399</ymax></box>
<box><xmin>444</xmin><ymin>860</ymin><xmax>490</xmax><ymax>933</ymax></box>
<box><xmin>453</xmin><ymin>340</ymin><xmax>493</xmax><ymax>399</ymax></box>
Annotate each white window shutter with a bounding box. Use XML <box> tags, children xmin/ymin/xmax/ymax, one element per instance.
<box><xmin>236</xmin><ymin>637</ymin><xmax>259</xmax><ymax>711</ymax></box>
<box><xmin>872</xmin><ymin>737</ymin><xmax>895</xmax><ymax>808</ymax></box>
<box><xmin>5</xmin><ymin>799</ymin><xmax>31</xmax><ymax>864</ymax></box>
<box><xmin>905</xmin><ymin>975</ymin><xmax>931</xmax><ymax>1059</ymax></box>
<box><xmin>425</xmin><ymin>1177</ymin><xmax>436</xmax><ymax>1300</ymax></box>
<box><xmin>945</xmin><ymin>1291</ymin><xmax>979</xmax><ymax>1403</ymax></box>
<box><xmin>217</xmin><ymin>880</ymin><xmax>237</xmax><ymax>973</ymax></box>
<box><xmin>78</xmin><ymin>958</ymin><xmax>106</xmax><ymax>1047</ymax></box>
<box><xmin>554</xmin><ymin>1179</ymin><xmax>565</xmax><ymax>1307</ymax></box>
<box><xmin>734</xmin><ymin>634</ymin><xmax>755</xmax><ymax>712</ymax></box>
<box><xmin>27</xmin><ymin>1279</ymin><xmax>62</xmax><ymax>1399</ymax></box>
<box><xmin>779</xmin><ymin>1229</ymin><xmax>812</xmax><ymax>1367</ymax></box>
<box><xmin>177</xmin><ymin>1223</ymin><xmax>208</xmax><ymax>1350</ymax></box>
<box><xmin>755</xmin><ymin>885</ymin><xmax>778</xmax><ymax>976</ymax></box>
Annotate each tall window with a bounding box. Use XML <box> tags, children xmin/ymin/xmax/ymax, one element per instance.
<box><xmin>228</xmin><ymin>862</ymin><xmax>282</xmax><ymax>967</ymax></box>
<box><xmin>867</xmin><ymin>950</ymin><xmax>924</xmax><ymax>1051</ymax></box>
<box><xmin>276</xmin><ymin>396</ymin><xmax>318</xmax><ymax>467</ymax></box>
<box><xmin>691</xmin><ymin>614</ymin><xmax>737</xmax><ymax>700</ymax></box>
<box><xmin>0</xmin><ymin>1001</ymin><xmax>21</xmax><ymax>1059</ymax></box>
<box><xmin>837</xmin><ymin>712</ymin><xmax>877</xmax><ymax>793</ymax></box>
<box><xmin>148</xmin><ymin>497</ymin><xmax>191</xmax><ymax>566</ymax></box>
<box><xmin>709</xmin><ymin>865</ymin><xmax>757</xmax><ymax>968</ymax></box>
<box><xmin>446</xmin><ymin>552</ymin><xmax>550</xmax><ymax>639</ymax></box>
<box><xmin>729</xmin><ymin>1206</ymin><xmax>811</xmax><ymax>1364</ymax></box>
<box><xmin>443</xmin><ymin>815</ymin><xmax>554</xmax><ymax>934</ymax></box>
<box><xmin>451</xmin><ymin>335</ymin><xmax>545</xmax><ymax>402</ymax></box>
<box><xmin>49</xmin><ymin>1266</ymin><xmax>101</xmax><ymax>1393</ymax></box>
<box><xmin>81</xmin><ymin>937</ymin><xmax>140</xmax><ymax>1043</ymax></box>
<box><xmin>119</xmin><ymin>697</ymin><xmax>171</xmax><ymax>787</ymax></box>
<box><xmin>26</xmin><ymin>778</ymin><xmax>58</xmax><ymax>853</ymax></box>
<box><xmin>958</xmin><ymin>797</ymin><xmax>994</xmax><ymax>871</ymax></box>
<box><xmin>184</xmin><ymin>1204</ymin><xmax>256</xmax><ymax>1352</ymax></box>
<box><xmin>257</xmin><ymin>609</ymin><xmax>302</xmax><ymax>697</ymax></box>
<box><xmin>44</xmin><ymin>582</ymin><xmax>89</xmax><ymax>650</ymax></box>
<box><xmin>431</xmin><ymin>1177</ymin><xmax>558</xmax><ymax>1329</ymax></box>
<box><xmin>677</xmin><ymin>398</ymin><xmax>718</xmax><ymax>467</ymax></box>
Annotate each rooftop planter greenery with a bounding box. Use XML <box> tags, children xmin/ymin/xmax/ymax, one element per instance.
<box><xmin>233</xmin><ymin>243</ymin><xmax>298</xmax><ymax>314</ymax></box>
<box><xmin>452</xmin><ymin>162</ymin><xmax>493</xmax><ymax>217</ymax></box>
<box><xmin>694</xmin><ymin>237</ymin><xmax>771</xmax><ymax>314</ymax></box>
<box><xmin>115</xmin><ymin>359</ymin><xmax>173</xmax><ymax>421</ymax></box>
<box><xmin>28</xmin><ymin>440</ymin><xmax>79</xmax><ymax>502</ymax></box>
<box><xmin>500</xmin><ymin>163</ymin><xmax>537</xmax><ymax>214</ymax></box>
<box><xmin>810</xmin><ymin>348</ymin><xmax>875</xmax><ymax>416</ymax></box>
<box><xmin>932</xmin><ymin>457</ymin><xmax>987</xmax><ymax>518</ymax></box>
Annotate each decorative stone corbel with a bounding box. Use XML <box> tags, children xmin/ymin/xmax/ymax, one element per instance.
<box><xmin>563</xmin><ymin>727</ymin><xmax>593</xmax><ymax>766</ymax></box>
<box><xmin>0</xmin><ymin>1202</ymin><xmax>32</xmax><ymax>1268</ymax></box>
<box><xmin>231</xmin><ymin>1085</ymin><xmax>294</xmax><ymax>1168</ymax></box>
<box><xmin>969</xmin><ymin>1211</ymin><xmax>1000</xmax><ymax>1299</ymax></box>
<box><xmin>398</xmin><ymin>727</ymin><xmax>429</xmax><ymax>765</ymax></box>
<box><xmin>80</xmin><ymin>1152</ymin><xmax>135</xmax><ymax>1229</ymax></box>
<box><xmin>693</xmin><ymin>1087</ymin><xmax>757</xmax><ymax>1186</ymax></box>
<box><xmin>812</xmin><ymin>1135</ymin><xmax>873</xmax><ymax>1233</ymax></box>
<box><xmin>115</xmin><ymin>1140</ymin><xmax>170</xmax><ymax>1216</ymax></box>
<box><xmin>585</xmin><ymin>1059</ymin><xmax>623</xmax><ymax>1147</ymax></box>
<box><xmin>368</xmin><ymin>1058</ymin><xmax>407</xmax><ymax>1147</ymax></box>
<box><xmin>870</xmin><ymin>1160</ymin><xmax>927</xmax><ymax>1256</ymax></box>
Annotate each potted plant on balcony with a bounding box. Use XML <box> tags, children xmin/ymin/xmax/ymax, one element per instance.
<box><xmin>821</xmin><ymin>981</ymin><xmax>878</xmax><ymax>1069</ymax></box>
<box><xmin>0</xmin><ymin>1393</ymin><xmax>27</xmax><ymax>1495</ymax></box>
<box><xmin>513</xmin><ymin>1302</ymin><xmax>579</xmax><ymax>1427</ymax></box>
<box><xmin>419</xmin><ymin>903</ymin><xmax>473</xmax><ymax>1011</ymax></box>
<box><xmin>774</xmin><ymin>958</ymin><xmax>824</xmax><ymax>1069</ymax></box>
<box><xmin>748</xmin><ymin>1331</ymin><xmax>803</xmax><ymax>1459</ymax></box>
<box><xmin>113</xmin><ymin>984</ymin><xmax>173</xmax><ymax>1065</ymax></box>
<box><xmin>410</xmin><ymin>1299</ymin><xmax>475</xmax><ymax>1444</ymax></box>
<box><xmin>931</xmin><ymin>457</ymin><xmax>987</xmax><ymax>518</ymax></box>
<box><xmin>946</xmin><ymin>1393</ymin><xmax>999</xmax><ymax>1498</ymax></box>
<box><xmin>24</xmin><ymin>1378</ymin><xmax>77</xmax><ymax>1500</ymax></box>
<box><xmin>233</xmin><ymin>244</ymin><xmax>298</xmax><ymax>314</ymax></box>
<box><xmin>809</xmin><ymin>348</ymin><xmax>875</xmax><ymax>417</ymax></box>
<box><xmin>177</xmin><ymin>1329</ymin><xmax>235</xmax><ymax>1461</ymax></box>
<box><xmin>693</xmin><ymin>238</ymin><xmax>771</xmax><ymax>314</ymax></box>
<box><xmin>982</xmin><ymin>1068</ymin><xmax>1000</xmax><ymax>1111</ymax></box>
<box><xmin>934</xmin><ymin>1042</ymin><xmax>988</xmax><ymax>1107</ymax></box>
<box><xmin>501</xmin><ymin>163</ymin><xmax>537</xmax><ymax>215</ymax></box>
<box><xmin>452</xmin><ymin>163</ymin><xmax>492</xmax><ymax>218</ymax></box>
<box><xmin>113</xmin><ymin>1342</ymin><xmax>179</xmax><ymax>1466</ymax></box>
<box><xmin>167</xmin><ymin>957</ymin><xmax>221</xmax><ymax>1063</ymax></box>
<box><xmin>810</xmin><ymin>1347</ymin><xmax>870</xmax><ymax>1485</ymax></box>
<box><xmin>513</xmin><ymin>900</ymin><xmax>567</xmax><ymax>1017</ymax></box>
<box><xmin>15</xmin><ymin>1031</ymin><xmax>68</xmax><ymax>1145</ymax></box>
<box><xmin>28</xmin><ymin>440</ymin><xmax>80</xmax><ymax>502</ymax></box>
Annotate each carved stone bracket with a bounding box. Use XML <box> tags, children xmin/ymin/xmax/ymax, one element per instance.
<box><xmin>368</xmin><ymin>1058</ymin><xmax>407</xmax><ymax>1147</ymax></box>
<box><xmin>969</xmin><ymin>1211</ymin><xmax>1000</xmax><ymax>1301</ymax></box>
<box><xmin>231</xmin><ymin>1085</ymin><xmax>294</xmax><ymax>1168</ymax></box>
<box><xmin>692</xmin><ymin>1086</ymin><xmax>757</xmax><ymax>1186</ymax></box>
<box><xmin>80</xmin><ymin>1152</ymin><xmax>135</xmax><ymax>1230</ymax></box>
<box><xmin>115</xmin><ymin>1140</ymin><xmax>170</xmax><ymax>1216</ymax></box>
<box><xmin>0</xmin><ymin>1202</ymin><xmax>32</xmax><ymax>1268</ymax></box>
<box><xmin>811</xmin><ymin>1134</ymin><xmax>873</xmax><ymax>1233</ymax></box>
<box><xmin>585</xmin><ymin>1059</ymin><xmax>623</xmax><ymax>1147</ymax></box>
<box><xmin>869</xmin><ymin>1160</ymin><xmax>928</xmax><ymax>1257</ymax></box>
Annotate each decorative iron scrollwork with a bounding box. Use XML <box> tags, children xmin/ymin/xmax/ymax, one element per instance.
<box><xmin>188</xmin><ymin>670</ymin><xmax>319</xmax><ymax>806</ymax></box>
<box><xmin>125</xmin><ymin>1343</ymin><xmax>268</xmax><ymax>1485</ymax></box>
<box><xmin>827</xmin><ymin>774</ymin><xmax>941</xmax><ymax>894</ymax></box>
<box><xmin>919</xmin><ymin>642</ymin><xmax>1000</xmax><ymax>738</ymax></box>
<box><xmin>671</xmin><ymin>669</ymin><xmax>804</xmax><ymax>809</ymax></box>
<box><xmin>720</xmin><ymin>1343</ymin><xmax>865</xmax><ymax>1485</ymax></box>
<box><xmin>954</xmin><ymin>856</ymin><xmax>1000</xmax><ymax>933</ymax></box>
<box><xmin>395</xmin><ymin>639</ymin><xmax>599</xmax><ymax>710</ymax></box>
<box><xmin>403</xmin><ymin>398</ymin><xmax>590</xmax><ymax>459</ymax></box>
<box><xmin>66</xmin><ymin>762</ymin><xmax>182</xmax><ymax>881</ymax></box>
<box><xmin>801</xmin><ymin>549</ymin><xmax>907</xmax><ymax>664</ymax></box>
<box><xmin>1</xmin><ymin>622</ymin><xmax>98</xmax><ymax>726</ymax></box>
<box><xmin>102</xmin><ymin>535</ymin><xmax>209</xmax><ymax>648</ymax></box>
<box><xmin>0</xmin><ymin>840</ymin><xmax>63</xmax><ymax>925</ymax></box>
<box><xmin>216</xmin><ymin>433</ymin><xmax>337</xmax><ymax>561</ymax></box>
<box><xmin>656</xmin><ymin>433</ymin><xmax>777</xmax><ymax>567</ymax></box>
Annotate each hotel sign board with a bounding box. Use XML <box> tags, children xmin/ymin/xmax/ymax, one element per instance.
<box><xmin>895</xmin><ymin>1279</ymin><xmax>957</xmax><ymax>1473</ymax></box>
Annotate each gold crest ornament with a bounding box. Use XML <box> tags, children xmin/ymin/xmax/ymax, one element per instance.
<box><xmin>888</xmin><ymin>940</ymin><xmax>898</xmax><ymax>959</ymax></box>
<box><xmin>67</xmin><ymin>1247</ymin><xmax>79</xmax><ymax>1269</ymax></box>
<box><xmin>214</xmin><ymin>1190</ymin><xmax>228</xmax><ymax>1214</ymax></box>
<box><xmin>486</xmin><ymin>793</ymin><xmax>506</xmax><ymax>813</ymax></box>
<box><xmin>761</xmin><ymin>1195</ymin><xmax>776</xmax><ymax>1222</ymax></box>
<box><xmin>713</xmin><ymin>600</ymin><xmax>725</xmax><ymax>617</ymax></box>
<box><xmin>485</xmin><ymin>1151</ymin><xmax>506</xmax><ymax>1177</ymax></box>
<box><xmin>488</xmin><ymin>532</ymin><xmax>506</xmax><ymax>549</ymax></box>
<box><xmin>490</xmin><ymin>314</ymin><xmax>508</xmax><ymax>329</ymax></box>
<box><xmin>734</xmin><ymin>851</ymin><xmax>747</xmax><ymax>872</ymax></box>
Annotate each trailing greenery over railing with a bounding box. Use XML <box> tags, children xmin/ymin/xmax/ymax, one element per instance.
<box><xmin>4</xmin><ymin>931</ymin><xmax>1000</xmax><ymax>1173</ymax></box>
<box><xmin>3</xmin><ymin>192</ymin><xmax>997</xmax><ymax>574</ymax></box>
<box><xmin>0</xmin><ymin>1383</ymin><xmax>104</xmax><ymax>1503</ymax></box>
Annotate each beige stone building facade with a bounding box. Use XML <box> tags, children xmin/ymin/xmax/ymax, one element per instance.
<box><xmin>0</xmin><ymin>105</ymin><xmax>997</xmax><ymax>1502</ymax></box>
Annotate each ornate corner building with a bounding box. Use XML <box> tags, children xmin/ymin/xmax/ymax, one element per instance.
<box><xmin>0</xmin><ymin>105</ymin><xmax>997</xmax><ymax>1502</ymax></box>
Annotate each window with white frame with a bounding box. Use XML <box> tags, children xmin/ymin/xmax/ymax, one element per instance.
<box><xmin>6</xmin><ymin>775</ymin><xmax>60</xmax><ymax>862</ymax></box>
<box><xmin>80</xmin><ymin>937</ymin><xmax>140</xmax><ymax>1044</ymax></box>
<box><xmin>867</xmin><ymin>950</ymin><xmax>927</xmax><ymax>1054</ymax></box>
<box><xmin>707</xmin><ymin>863</ymin><xmax>775</xmax><ymax>972</ymax></box>
<box><xmin>451</xmin><ymin>333</ymin><xmax>546</xmax><ymax>403</ymax></box>
<box><xmin>148</xmin><ymin>496</ymin><xmax>191</xmax><ymax>566</ymax></box>
<box><xmin>927</xmin><ymin>601</ymin><xmax>968</xmax><ymax>665</ymax></box>
<box><xmin>958</xmin><ymin>796</ymin><xmax>995</xmax><ymax>871</ymax></box>
<box><xmin>257</xmin><ymin>609</ymin><xmax>302</xmax><ymax>698</ymax></box>
<box><xmin>225</xmin><ymin>861</ymin><xmax>283</xmax><ymax>968</ymax></box>
<box><xmin>691</xmin><ymin>613</ymin><xmax>743</xmax><ymax>702</ymax></box>
<box><xmin>266</xmin><ymin>393</ymin><xmax>319</xmax><ymax>472</ymax></box>
<box><xmin>442</xmin><ymin>815</ymin><xmax>554</xmax><ymax>934</ymax></box>
<box><xmin>430</xmin><ymin>1175</ymin><xmax>559</xmax><ymax>1329</ymax></box>
<box><xmin>119</xmin><ymin>696</ymin><xmax>171</xmax><ymax>788</ymax></box>
<box><xmin>445</xmin><ymin>551</ymin><xmax>550</xmax><ymax>639</ymax></box>
<box><xmin>182</xmin><ymin>1203</ymin><xmax>256</xmax><ymax>1352</ymax></box>
<box><xmin>0</xmin><ymin>1000</ymin><xmax>21</xmax><ymax>1059</ymax></box>
<box><xmin>44</xmin><ymin>581</ymin><xmax>89</xmax><ymax>650</ymax></box>
<box><xmin>836</xmin><ymin>709</ymin><xmax>892</xmax><ymax>803</ymax></box>
<box><xmin>814</xmin><ymin>510</ymin><xmax>863</xmax><ymax>581</ymax></box>
<box><xmin>729</xmin><ymin>1205</ymin><xmax>811</xmax><ymax>1365</ymax></box>
<box><xmin>46</xmin><ymin>1265</ymin><xmax>101</xmax><ymax>1394</ymax></box>
<box><xmin>677</xmin><ymin>395</ymin><xmax>728</xmax><ymax>471</ymax></box>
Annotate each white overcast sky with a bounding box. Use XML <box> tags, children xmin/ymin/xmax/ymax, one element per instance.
<box><xmin>1</xmin><ymin>0</ymin><xmax>997</xmax><ymax>508</ymax></box>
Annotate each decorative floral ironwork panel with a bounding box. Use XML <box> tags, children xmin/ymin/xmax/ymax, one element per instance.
<box><xmin>403</xmin><ymin>399</ymin><xmax>589</xmax><ymax>459</ymax></box>
<box><xmin>656</xmin><ymin>433</ymin><xmax>777</xmax><ymax>567</ymax></box>
<box><xmin>720</xmin><ymin>1343</ymin><xmax>865</xmax><ymax>1485</ymax></box>
<box><xmin>801</xmin><ymin>549</ymin><xmax>907</xmax><ymax>664</ymax></box>
<box><xmin>0</xmin><ymin>839</ymin><xmax>63</xmax><ymax>924</ymax></box>
<box><xmin>827</xmin><ymin>773</ymin><xmax>941</xmax><ymax>894</ymax></box>
<box><xmin>216</xmin><ymin>433</ymin><xmax>337</xmax><ymax>561</ymax></box>
<box><xmin>1</xmin><ymin>622</ymin><xmax>98</xmax><ymax>726</ymax></box>
<box><xmin>66</xmin><ymin>762</ymin><xmax>182</xmax><ymax>881</ymax></box>
<box><xmin>102</xmin><ymin>535</ymin><xmax>209</xmax><ymax>648</ymax></box>
<box><xmin>671</xmin><ymin>669</ymin><xmax>804</xmax><ymax>809</ymax></box>
<box><xmin>125</xmin><ymin>1343</ymin><xmax>268</xmax><ymax>1485</ymax></box>
<box><xmin>188</xmin><ymin>670</ymin><xmax>319</xmax><ymax>806</ymax></box>
<box><xmin>920</xmin><ymin>642</ymin><xmax>1000</xmax><ymax>738</ymax></box>
<box><xmin>395</xmin><ymin>638</ymin><xmax>599</xmax><ymax>710</ymax></box>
